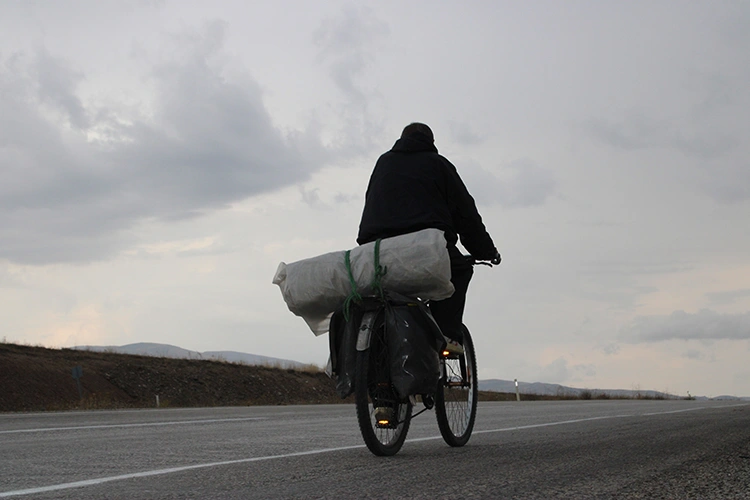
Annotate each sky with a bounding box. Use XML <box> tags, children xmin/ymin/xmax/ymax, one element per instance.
<box><xmin>1</xmin><ymin>0</ymin><xmax>749</xmax><ymax>398</ymax></box>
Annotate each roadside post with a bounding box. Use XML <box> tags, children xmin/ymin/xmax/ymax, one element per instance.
<box><xmin>515</xmin><ymin>378</ymin><xmax>520</xmax><ymax>402</ymax></box>
<box><xmin>71</xmin><ymin>365</ymin><xmax>83</xmax><ymax>400</ymax></box>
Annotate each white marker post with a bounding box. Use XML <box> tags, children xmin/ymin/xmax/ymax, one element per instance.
<box><xmin>156</xmin><ymin>395</ymin><xmax>160</xmax><ymax>408</ymax></box>
<box><xmin>514</xmin><ymin>379</ymin><xmax>520</xmax><ymax>402</ymax></box>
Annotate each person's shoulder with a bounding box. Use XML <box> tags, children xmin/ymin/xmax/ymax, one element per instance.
<box><xmin>374</xmin><ymin>149</ymin><xmax>396</xmax><ymax>165</ymax></box>
<box><xmin>435</xmin><ymin>154</ymin><xmax>458</xmax><ymax>172</ymax></box>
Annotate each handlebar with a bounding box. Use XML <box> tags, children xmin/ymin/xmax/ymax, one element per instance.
<box><xmin>465</xmin><ymin>253</ymin><xmax>501</xmax><ymax>267</ymax></box>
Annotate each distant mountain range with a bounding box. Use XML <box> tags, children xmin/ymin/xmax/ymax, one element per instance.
<box><xmin>479</xmin><ymin>379</ymin><xmax>676</xmax><ymax>399</ymax></box>
<box><xmin>480</xmin><ymin>379</ymin><xmax>749</xmax><ymax>401</ymax></box>
<box><xmin>72</xmin><ymin>342</ymin><xmax>307</xmax><ymax>370</ymax></box>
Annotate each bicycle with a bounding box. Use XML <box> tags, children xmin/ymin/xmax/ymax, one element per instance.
<box><xmin>343</xmin><ymin>257</ymin><xmax>493</xmax><ymax>456</ymax></box>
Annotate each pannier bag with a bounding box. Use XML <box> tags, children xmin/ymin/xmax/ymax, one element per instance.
<box><xmin>327</xmin><ymin>304</ymin><xmax>363</xmax><ymax>398</ymax></box>
<box><xmin>385</xmin><ymin>297</ymin><xmax>443</xmax><ymax>400</ymax></box>
<box><xmin>273</xmin><ymin>228</ymin><xmax>454</xmax><ymax>335</ymax></box>
<box><xmin>327</xmin><ymin>294</ymin><xmax>443</xmax><ymax>400</ymax></box>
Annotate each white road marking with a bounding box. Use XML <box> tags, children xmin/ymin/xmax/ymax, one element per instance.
<box><xmin>1</xmin><ymin>403</ymin><xmax>747</xmax><ymax>498</ymax></box>
<box><xmin>0</xmin><ymin>444</ymin><xmax>365</xmax><ymax>498</ymax></box>
<box><xmin>642</xmin><ymin>407</ymin><xmax>707</xmax><ymax>416</ymax></box>
<box><xmin>470</xmin><ymin>415</ymin><xmax>630</xmax><ymax>436</ymax></box>
<box><xmin>0</xmin><ymin>417</ymin><xmax>266</xmax><ymax>435</ymax></box>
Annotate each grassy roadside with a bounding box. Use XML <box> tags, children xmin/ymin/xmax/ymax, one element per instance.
<box><xmin>0</xmin><ymin>341</ymin><xmax>345</xmax><ymax>412</ymax></box>
<box><xmin>0</xmin><ymin>341</ymin><xmax>678</xmax><ymax>412</ymax></box>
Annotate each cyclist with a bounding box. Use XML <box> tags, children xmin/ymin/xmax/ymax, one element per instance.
<box><xmin>357</xmin><ymin>122</ymin><xmax>501</xmax><ymax>351</ymax></box>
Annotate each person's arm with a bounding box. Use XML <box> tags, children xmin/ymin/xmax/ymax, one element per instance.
<box><xmin>443</xmin><ymin>159</ymin><xmax>499</xmax><ymax>261</ymax></box>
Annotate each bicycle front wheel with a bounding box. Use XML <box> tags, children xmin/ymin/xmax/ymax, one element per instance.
<box><xmin>354</xmin><ymin>322</ymin><xmax>412</xmax><ymax>456</ymax></box>
<box><xmin>435</xmin><ymin>325</ymin><xmax>478</xmax><ymax>447</ymax></box>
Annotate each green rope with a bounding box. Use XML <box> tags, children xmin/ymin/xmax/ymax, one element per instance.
<box><xmin>342</xmin><ymin>239</ymin><xmax>388</xmax><ymax>321</ymax></box>
<box><xmin>342</xmin><ymin>249</ymin><xmax>362</xmax><ymax>321</ymax></box>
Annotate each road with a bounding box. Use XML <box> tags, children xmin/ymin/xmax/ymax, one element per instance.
<box><xmin>1</xmin><ymin>401</ymin><xmax>749</xmax><ymax>499</ymax></box>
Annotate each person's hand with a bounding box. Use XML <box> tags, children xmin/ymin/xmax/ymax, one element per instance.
<box><xmin>491</xmin><ymin>252</ymin><xmax>502</xmax><ymax>265</ymax></box>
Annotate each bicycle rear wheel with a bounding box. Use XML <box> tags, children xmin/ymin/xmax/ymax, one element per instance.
<box><xmin>354</xmin><ymin>322</ymin><xmax>412</xmax><ymax>456</ymax></box>
<box><xmin>435</xmin><ymin>325</ymin><xmax>478</xmax><ymax>447</ymax></box>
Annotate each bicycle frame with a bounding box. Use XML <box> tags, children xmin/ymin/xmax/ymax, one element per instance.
<box><xmin>349</xmin><ymin>256</ymin><xmax>491</xmax><ymax>455</ymax></box>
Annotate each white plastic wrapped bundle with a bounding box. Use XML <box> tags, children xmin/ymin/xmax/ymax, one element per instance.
<box><xmin>273</xmin><ymin>228</ymin><xmax>455</xmax><ymax>335</ymax></box>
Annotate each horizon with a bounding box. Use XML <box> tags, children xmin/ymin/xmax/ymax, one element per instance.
<box><xmin>1</xmin><ymin>1</ymin><xmax>749</xmax><ymax>398</ymax></box>
<box><xmin>5</xmin><ymin>339</ymin><xmax>746</xmax><ymax>400</ymax></box>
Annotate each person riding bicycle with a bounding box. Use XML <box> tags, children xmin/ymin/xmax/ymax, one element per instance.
<box><xmin>357</xmin><ymin>122</ymin><xmax>501</xmax><ymax>349</ymax></box>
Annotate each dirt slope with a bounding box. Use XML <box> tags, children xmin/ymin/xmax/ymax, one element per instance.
<box><xmin>1</xmin><ymin>342</ymin><xmax>522</xmax><ymax>412</ymax></box>
<box><xmin>0</xmin><ymin>342</ymin><xmax>345</xmax><ymax>412</ymax></box>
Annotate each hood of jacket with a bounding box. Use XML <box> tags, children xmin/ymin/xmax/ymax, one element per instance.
<box><xmin>391</xmin><ymin>135</ymin><xmax>438</xmax><ymax>154</ymax></box>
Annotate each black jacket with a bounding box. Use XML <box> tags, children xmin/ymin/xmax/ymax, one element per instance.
<box><xmin>357</xmin><ymin>135</ymin><xmax>497</xmax><ymax>260</ymax></box>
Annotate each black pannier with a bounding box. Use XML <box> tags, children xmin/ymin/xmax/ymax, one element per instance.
<box><xmin>384</xmin><ymin>295</ymin><xmax>444</xmax><ymax>399</ymax></box>
<box><xmin>328</xmin><ymin>293</ymin><xmax>444</xmax><ymax>400</ymax></box>
<box><xmin>328</xmin><ymin>303</ymin><xmax>363</xmax><ymax>399</ymax></box>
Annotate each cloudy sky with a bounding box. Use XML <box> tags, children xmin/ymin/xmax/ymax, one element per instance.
<box><xmin>2</xmin><ymin>0</ymin><xmax>749</xmax><ymax>397</ymax></box>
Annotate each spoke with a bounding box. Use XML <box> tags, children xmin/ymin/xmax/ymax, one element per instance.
<box><xmin>441</xmin><ymin>356</ymin><xmax>472</xmax><ymax>435</ymax></box>
<box><xmin>366</xmin><ymin>328</ymin><xmax>407</xmax><ymax>446</ymax></box>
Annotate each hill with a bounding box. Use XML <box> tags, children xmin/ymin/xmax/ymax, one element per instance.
<box><xmin>2</xmin><ymin>342</ymin><xmax>532</xmax><ymax>412</ymax></box>
<box><xmin>73</xmin><ymin>342</ymin><xmax>305</xmax><ymax>369</ymax></box>
<box><xmin>479</xmin><ymin>379</ymin><xmax>676</xmax><ymax>399</ymax></box>
<box><xmin>0</xmin><ymin>342</ymin><xmax>342</xmax><ymax>412</ymax></box>
<box><xmin>3</xmin><ymin>341</ymin><xmax>716</xmax><ymax>412</ymax></box>
<box><xmin>70</xmin><ymin>343</ymin><xmax>702</xmax><ymax>401</ymax></box>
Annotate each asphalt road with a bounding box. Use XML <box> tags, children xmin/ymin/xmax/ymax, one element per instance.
<box><xmin>1</xmin><ymin>401</ymin><xmax>749</xmax><ymax>499</ymax></box>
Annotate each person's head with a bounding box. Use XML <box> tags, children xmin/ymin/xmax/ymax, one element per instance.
<box><xmin>400</xmin><ymin>122</ymin><xmax>434</xmax><ymax>143</ymax></box>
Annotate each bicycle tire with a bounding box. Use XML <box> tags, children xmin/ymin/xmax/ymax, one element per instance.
<box><xmin>435</xmin><ymin>325</ymin><xmax>478</xmax><ymax>447</ymax></box>
<box><xmin>354</xmin><ymin>322</ymin><xmax>412</xmax><ymax>456</ymax></box>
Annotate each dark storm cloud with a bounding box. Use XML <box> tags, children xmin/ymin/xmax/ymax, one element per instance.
<box><xmin>621</xmin><ymin>309</ymin><xmax>750</xmax><ymax>342</ymax></box>
<box><xmin>585</xmin><ymin>13</ymin><xmax>750</xmax><ymax>205</ymax></box>
<box><xmin>313</xmin><ymin>5</ymin><xmax>389</xmax><ymax>154</ymax></box>
<box><xmin>588</xmin><ymin>110</ymin><xmax>749</xmax><ymax>204</ymax></box>
<box><xmin>33</xmin><ymin>49</ymin><xmax>90</xmax><ymax>130</ymax></box>
<box><xmin>114</xmin><ymin>21</ymin><xmax>325</xmax><ymax>213</ymax></box>
<box><xmin>588</xmin><ymin>69</ymin><xmax>742</xmax><ymax>159</ymax></box>
<box><xmin>587</xmin><ymin>113</ymin><xmax>737</xmax><ymax>160</ymax></box>
<box><xmin>0</xmin><ymin>23</ymin><xmax>328</xmax><ymax>265</ymax></box>
<box><xmin>314</xmin><ymin>5</ymin><xmax>388</xmax><ymax>104</ymax></box>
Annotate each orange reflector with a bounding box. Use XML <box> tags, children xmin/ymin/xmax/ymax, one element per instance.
<box><xmin>442</xmin><ymin>350</ymin><xmax>450</xmax><ymax>357</ymax></box>
<box><xmin>377</xmin><ymin>420</ymin><xmax>390</xmax><ymax>425</ymax></box>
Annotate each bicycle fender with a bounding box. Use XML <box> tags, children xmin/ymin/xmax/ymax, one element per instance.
<box><xmin>356</xmin><ymin>311</ymin><xmax>379</xmax><ymax>351</ymax></box>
